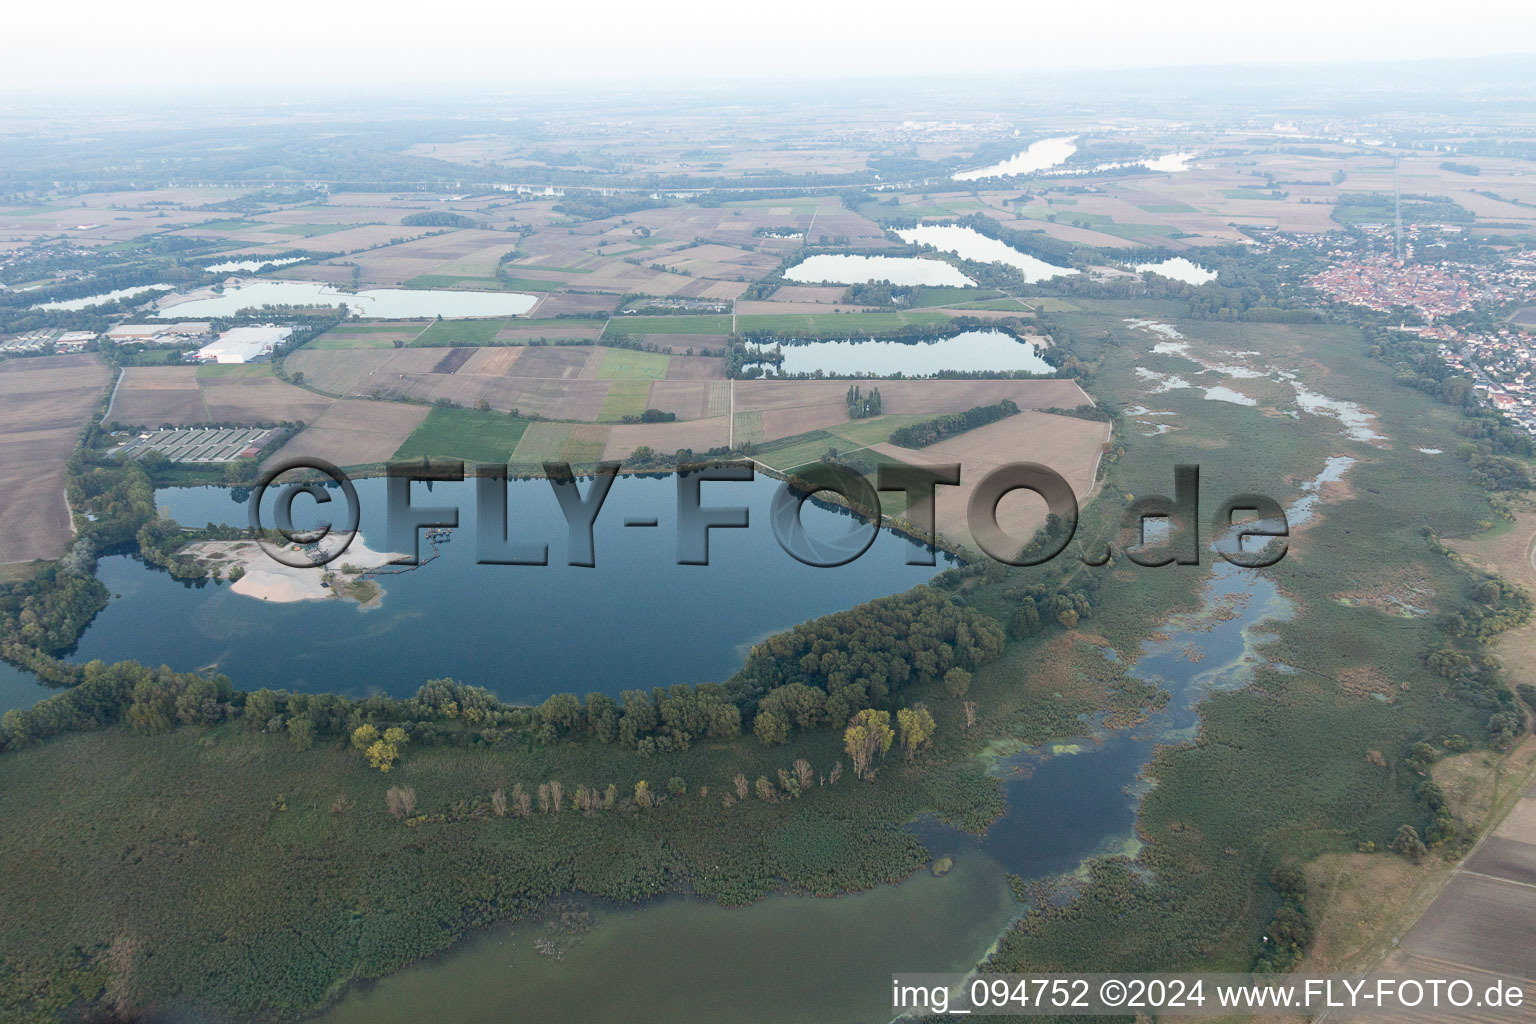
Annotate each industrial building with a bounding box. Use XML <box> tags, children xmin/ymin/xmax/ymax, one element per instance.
<box><xmin>194</xmin><ymin>326</ymin><xmax>292</xmax><ymax>364</ymax></box>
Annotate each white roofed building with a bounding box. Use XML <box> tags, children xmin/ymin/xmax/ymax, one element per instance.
<box><xmin>195</xmin><ymin>326</ymin><xmax>292</xmax><ymax>364</ymax></box>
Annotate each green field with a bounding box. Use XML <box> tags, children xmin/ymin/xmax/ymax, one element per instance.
<box><xmin>392</xmin><ymin>408</ymin><xmax>530</xmax><ymax>464</ymax></box>
<box><xmin>596</xmin><ymin>349</ymin><xmax>670</xmax><ymax>380</ymax></box>
<box><xmin>826</xmin><ymin>414</ymin><xmax>931</xmax><ymax>448</ymax></box>
<box><xmin>411</xmin><ymin>319</ymin><xmax>525</xmax><ymax>347</ymax></box>
<box><xmin>597</xmin><ymin>380</ymin><xmax>653</xmax><ymax>422</ymax></box>
<box><xmin>601</xmin><ymin>315</ymin><xmax>733</xmax><ymax>339</ymax></box>
<box><xmin>509</xmin><ymin>421</ymin><xmax>574</xmax><ymax>463</ymax></box>
<box><xmin>309</xmin><ymin>324</ymin><xmax>427</xmax><ymax>350</ymax></box>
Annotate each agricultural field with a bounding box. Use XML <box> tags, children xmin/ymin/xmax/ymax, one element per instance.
<box><xmin>871</xmin><ymin>410</ymin><xmax>1111</xmax><ymax>554</ymax></box>
<box><xmin>262</xmin><ymin>400</ymin><xmax>430</xmax><ymax>470</ymax></box>
<box><xmin>107</xmin><ymin>366</ymin><xmax>332</xmax><ymax>428</ymax></box>
<box><xmin>393</xmin><ymin>408</ymin><xmax>530</xmax><ymax>464</ymax></box>
<box><xmin>0</xmin><ymin>354</ymin><xmax>110</xmax><ymax>563</ymax></box>
<box><xmin>308</xmin><ymin>324</ymin><xmax>431</xmax><ymax>350</ymax></box>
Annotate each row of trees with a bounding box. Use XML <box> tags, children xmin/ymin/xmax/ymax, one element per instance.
<box><xmin>887</xmin><ymin>399</ymin><xmax>1020</xmax><ymax>448</ymax></box>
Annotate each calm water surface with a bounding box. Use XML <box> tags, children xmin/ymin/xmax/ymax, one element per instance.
<box><xmin>777</xmin><ymin>330</ymin><xmax>1052</xmax><ymax>377</ymax></box>
<box><xmin>783</xmin><ymin>254</ymin><xmax>974</xmax><ymax>288</ymax></box>
<box><xmin>69</xmin><ymin>476</ymin><xmax>943</xmax><ymax>702</ymax></box>
<box><xmin>952</xmin><ymin>136</ymin><xmax>1077</xmax><ymax>180</ymax></box>
<box><xmin>896</xmin><ymin>224</ymin><xmax>1077</xmax><ymax>283</ymax></box>
<box><xmin>156</xmin><ymin>280</ymin><xmax>537</xmax><ymax>319</ymax></box>
<box><xmin>1136</xmin><ymin>258</ymin><xmax>1215</xmax><ymax>285</ymax></box>
<box><xmin>316</xmin><ymin>461</ymin><xmax>1337</xmax><ymax>1024</ymax></box>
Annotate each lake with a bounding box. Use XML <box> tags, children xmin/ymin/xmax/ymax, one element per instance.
<box><xmin>69</xmin><ymin>475</ymin><xmax>945</xmax><ymax>703</ymax></box>
<box><xmin>32</xmin><ymin>285</ymin><xmax>171</xmax><ymax>311</ymax></box>
<box><xmin>155</xmin><ymin>280</ymin><xmax>538</xmax><ymax>319</ymax></box>
<box><xmin>316</xmin><ymin>457</ymin><xmax>1330</xmax><ymax>1024</ymax></box>
<box><xmin>204</xmin><ymin>256</ymin><xmax>309</xmax><ymax>273</ymax></box>
<box><xmin>952</xmin><ymin>136</ymin><xmax>1077</xmax><ymax>181</ymax></box>
<box><xmin>783</xmin><ymin>254</ymin><xmax>974</xmax><ymax>288</ymax></box>
<box><xmin>1136</xmin><ymin>258</ymin><xmax>1215</xmax><ymax>285</ymax></box>
<box><xmin>896</xmin><ymin>224</ymin><xmax>1077</xmax><ymax>283</ymax></box>
<box><xmin>777</xmin><ymin>330</ymin><xmax>1052</xmax><ymax>377</ymax></box>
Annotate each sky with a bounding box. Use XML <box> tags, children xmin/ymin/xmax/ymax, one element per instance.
<box><xmin>4</xmin><ymin>0</ymin><xmax>1535</xmax><ymax>94</ymax></box>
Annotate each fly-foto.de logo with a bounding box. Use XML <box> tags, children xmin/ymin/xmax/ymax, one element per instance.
<box><xmin>248</xmin><ymin>458</ymin><xmax>1290</xmax><ymax>570</ymax></box>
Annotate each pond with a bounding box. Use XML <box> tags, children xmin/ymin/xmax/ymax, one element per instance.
<box><xmin>782</xmin><ymin>254</ymin><xmax>974</xmax><ymax>288</ymax></box>
<box><xmin>896</xmin><ymin>224</ymin><xmax>1077</xmax><ymax>283</ymax></box>
<box><xmin>1136</xmin><ymin>258</ymin><xmax>1215</xmax><ymax>285</ymax></box>
<box><xmin>952</xmin><ymin>136</ymin><xmax>1078</xmax><ymax>181</ymax></box>
<box><xmin>776</xmin><ymin>330</ymin><xmax>1052</xmax><ymax>377</ymax></box>
<box><xmin>155</xmin><ymin>280</ymin><xmax>538</xmax><ymax>319</ymax></box>
<box><xmin>68</xmin><ymin>475</ymin><xmax>944</xmax><ymax>703</ymax></box>
<box><xmin>32</xmin><ymin>285</ymin><xmax>171</xmax><ymax>311</ymax></box>
<box><xmin>0</xmin><ymin>662</ymin><xmax>52</xmax><ymax>715</ymax></box>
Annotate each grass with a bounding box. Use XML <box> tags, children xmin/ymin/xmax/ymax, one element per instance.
<box><xmin>596</xmin><ymin>349</ymin><xmax>670</xmax><ymax>381</ymax></box>
<box><xmin>751</xmin><ymin>431</ymin><xmax>840</xmax><ymax>472</ymax></box>
<box><xmin>601</xmin><ymin>315</ymin><xmax>733</xmax><ymax>340</ymax></box>
<box><xmin>907</xmin><ymin>286</ymin><xmax>1002</xmax><ymax>308</ymax></box>
<box><xmin>392</xmin><ymin>407</ymin><xmax>530</xmax><ymax>464</ymax></box>
<box><xmin>826</xmin><ymin>414</ymin><xmax>931</xmax><ymax>448</ymax></box>
<box><xmin>195</xmin><ymin>363</ymin><xmax>273</xmax><ymax>379</ymax></box>
<box><xmin>308</xmin><ymin>326</ymin><xmax>425</xmax><ymax>351</ymax></box>
<box><xmin>509</xmin><ymin>421</ymin><xmax>574</xmax><ymax>463</ymax></box>
<box><xmin>597</xmin><ymin>381</ymin><xmax>653</xmax><ymax>422</ymax></box>
<box><xmin>411</xmin><ymin>319</ymin><xmax>524</xmax><ymax>347</ymax></box>
<box><xmin>1220</xmin><ymin>189</ymin><xmax>1285</xmax><ymax>201</ymax></box>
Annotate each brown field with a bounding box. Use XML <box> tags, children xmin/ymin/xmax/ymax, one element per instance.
<box><xmin>750</xmin><ymin>287</ymin><xmax>850</xmax><ymax>306</ymax></box>
<box><xmin>459</xmin><ymin>348</ymin><xmax>525</xmax><ymax>376</ymax></box>
<box><xmin>0</xmin><ymin>354</ymin><xmax>111</xmax><ymax>563</ymax></box>
<box><xmin>511</xmin><ymin>347</ymin><xmax>599</xmax><ymax>379</ymax></box>
<box><xmin>285</xmin><ymin>349</ymin><xmax>397</xmax><ymax>397</ymax></box>
<box><xmin>492</xmin><ymin>322</ymin><xmax>603</xmax><ymax>342</ymax></box>
<box><xmin>733</xmin><ymin>378</ymin><xmax>1091</xmax><ymax>440</ymax></box>
<box><xmin>263</xmin><ymin>400</ymin><xmax>429</xmax><ymax>470</ymax></box>
<box><xmin>201</xmin><ymin>377</ymin><xmax>334</xmax><ymax>424</ymax></box>
<box><xmin>602</xmin><ymin>417</ymin><xmax>733</xmax><ymax>460</ymax></box>
<box><xmin>663</xmin><ymin>356</ymin><xmax>727</xmax><ymax>380</ymax></box>
<box><xmin>107</xmin><ymin>366</ymin><xmax>206</xmax><ymax>425</ymax></box>
<box><xmin>870</xmin><ymin>410</ymin><xmax>1110</xmax><ymax>554</ymax></box>
<box><xmin>108</xmin><ymin>366</ymin><xmax>333</xmax><ymax>426</ymax></box>
<box><xmin>629</xmin><ymin>333</ymin><xmax>731</xmax><ymax>353</ymax></box>
<box><xmin>528</xmin><ymin>293</ymin><xmax>619</xmax><ymax>317</ymax></box>
<box><xmin>647</xmin><ymin>381</ymin><xmax>731</xmax><ymax>420</ymax></box>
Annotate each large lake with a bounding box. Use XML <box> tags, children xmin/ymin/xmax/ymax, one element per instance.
<box><xmin>952</xmin><ymin>136</ymin><xmax>1077</xmax><ymax>180</ymax></box>
<box><xmin>318</xmin><ymin>459</ymin><xmax>1332</xmax><ymax>1024</ymax></box>
<box><xmin>33</xmin><ymin>285</ymin><xmax>171</xmax><ymax>311</ymax></box>
<box><xmin>783</xmin><ymin>254</ymin><xmax>973</xmax><ymax>288</ymax></box>
<box><xmin>777</xmin><ymin>330</ymin><xmax>1053</xmax><ymax>377</ymax></box>
<box><xmin>68</xmin><ymin>475</ymin><xmax>944</xmax><ymax>703</ymax></box>
<box><xmin>156</xmin><ymin>280</ymin><xmax>538</xmax><ymax>319</ymax></box>
<box><xmin>896</xmin><ymin>224</ymin><xmax>1077</xmax><ymax>283</ymax></box>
